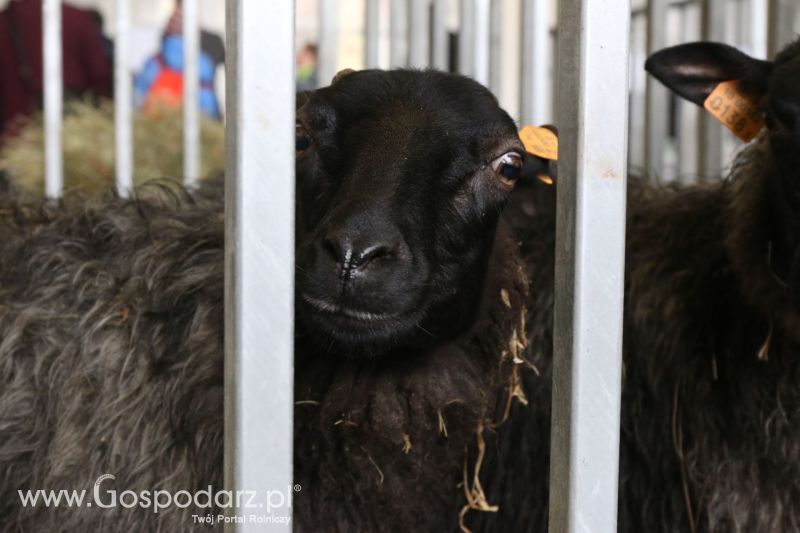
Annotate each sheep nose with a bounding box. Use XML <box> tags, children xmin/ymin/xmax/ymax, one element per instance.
<box><xmin>323</xmin><ymin>233</ymin><xmax>395</xmax><ymax>276</ymax></box>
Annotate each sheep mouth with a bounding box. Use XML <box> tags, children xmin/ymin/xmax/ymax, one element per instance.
<box><xmin>301</xmin><ymin>294</ymin><xmax>405</xmax><ymax>323</ymax></box>
<box><xmin>298</xmin><ymin>292</ymin><xmax>424</xmax><ymax>346</ymax></box>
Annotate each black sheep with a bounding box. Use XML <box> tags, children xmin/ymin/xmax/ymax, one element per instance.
<box><xmin>471</xmin><ymin>40</ymin><xmax>800</xmax><ymax>532</ymax></box>
<box><xmin>0</xmin><ymin>70</ymin><xmax>551</xmax><ymax>532</ymax></box>
<box><xmin>618</xmin><ymin>39</ymin><xmax>800</xmax><ymax>533</ymax></box>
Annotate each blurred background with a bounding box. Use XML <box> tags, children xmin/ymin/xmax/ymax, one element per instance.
<box><xmin>0</xmin><ymin>0</ymin><xmax>799</xmax><ymax>195</ymax></box>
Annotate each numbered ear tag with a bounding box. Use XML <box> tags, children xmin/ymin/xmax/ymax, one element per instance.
<box><xmin>703</xmin><ymin>80</ymin><xmax>765</xmax><ymax>142</ymax></box>
<box><xmin>519</xmin><ymin>126</ymin><xmax>558</xmax><ymax>161</ymax></box>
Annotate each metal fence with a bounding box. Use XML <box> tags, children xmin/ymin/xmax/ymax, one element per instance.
<box><xmin>309</xmin><ymin>0</ymin><xmax>798</xmax><ymax>183</ymax></box>
<box><xmin>31</xmin><ymin>0</ymin><xmax>799</xmax><ymax>531</ymax></box>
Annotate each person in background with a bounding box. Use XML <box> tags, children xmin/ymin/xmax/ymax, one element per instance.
<box><xmin>296</xmin><ymin>43</ymin><xmax>318</xmax><ymax>91</ymax></box>
<box><xmin>0</xmin><ymin>0</ymin><xmax>112</xmax><ymax>144</ymax></box>
<box><xmin>87</xmin><ymin>8</ymin><xmax>114</xmax><ymax>65</ymax></box>
<box><xmin>134</xmin><ymin>0</ymin><xmax>224</xmax><ymax>120</ymax></box>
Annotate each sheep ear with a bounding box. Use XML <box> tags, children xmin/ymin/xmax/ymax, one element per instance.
<box><xmin>331</xmin><ymin>68</ymin><xmax>356</xmax><ymax>85</ymax></box>
<box><xmin>645</xmin><ymin>42</ymin><xmax>771</xmax><ymax>107</ymax></box>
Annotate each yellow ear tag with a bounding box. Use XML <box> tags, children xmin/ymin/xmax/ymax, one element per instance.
<box><xmin>703</xmin><ymin>80</ymin><xmax>765</xmax><ymax>142</ymax></box>
<box><xmin>519</xmin><ymin>126</ymin><xmax>558</xmax><ymax>161</ymax></box>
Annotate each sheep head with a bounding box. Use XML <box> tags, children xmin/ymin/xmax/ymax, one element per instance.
<box><xmin>294</xmin><ymin>70</ymin><xmax>525</xmax><ymax>356</ymax></box>
<box><xmin>645</xmin><ymin>39</ymin><xmax>800</xmax><ymax>308</ymax></box>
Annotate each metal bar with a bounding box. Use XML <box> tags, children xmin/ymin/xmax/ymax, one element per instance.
<box><xmin>43</xmin><ymin>0</ymin><xmax>63</xmax><ymax>199</ymax></box>
<box><xmin>224</xmin><ymin>0</ymin><xmax>295</xmax><ymax>530</ymax></box>
<box><xmin>183</xmin><ymin>0</ymin><xmax>200</xmax><ymax>187</ymax></box>
<box><xmin>644</xmin><ymin>0</ymin><xmax>668</xmax><ymax>179</ymax></box>
<box><xmin>520</xmin><ymin>0</ymin><xmax>551</xmax><ymax>125</ymax></box>
<box><xmin>472</xmin><ymin>0</ymin><xmax>491</xmax><ymax>86</ymax></box>
<box><xmin>390</xmin><ymin>0</ymin><xmax>407</xmax><ymax>68</ymax></box>
<box><xmin>408</xmin><ymin>0</ymin><xmax>430</xmax><ymax>67</ymax></box>
<box><xmin>114</xmin><ymin>0</ymin><xmax>133</xmax><ymax>198</ymax></box>
<box><xmin>549</xmin><ymin>0</ymin><xmax>630</xmax><ymax>530</ymax></box>
<box><xmin>488</xmin><ymin>0</ymin><xmax>503</xmax><ymax>94</ymax></box>
<box><xmin>698</xmin><ymin>0</ymin><xmax>725</xmax><ymax>180</ymax></box>
<box><xmin>365</xmin><ymin>0</ymin><xmax>380</xmax><ymax>68</ymax></box>
<box><xmin>768</xmin><ymin>0</ymin><xmax>796</xmax><ymax>56</ymax></box>
<box><xmin>432</xmin><ymin>0</ymin><xmax>448</xmax><ymax>70</ymax></box>
<box><xmin>676</xmin><ymin>1</ymin><xmax>701</xmax><ymax>184</ymax></box>
<box><xmin>458</xmin><ymin>0</ymin><xmax>475</xmax><ymax>76</ymax></box>
<box><xmin>319</xmin><ymin>0</ymin><xmax>338</xmax><ymax>86</ymax></box>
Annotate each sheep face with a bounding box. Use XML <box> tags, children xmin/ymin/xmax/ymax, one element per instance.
<box><xmin>294</xmin><ymin>70</ymin><xmax>524</xmax><ymax>355</ymax></box>
<box><xmin>645</xmin><ymin>39</ymin><xmax>800</xmax><ymax>307</ymax></box>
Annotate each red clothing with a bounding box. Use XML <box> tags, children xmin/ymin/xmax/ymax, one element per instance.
<box><xmin>0</xmin><ymin>0</ymin><xmax>111</xmax><ymax>139</ymax></box>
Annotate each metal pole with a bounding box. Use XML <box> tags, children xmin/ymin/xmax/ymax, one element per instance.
<box><xmin>488</xmin><ymin>0</ymin><xmax>503</xmax><ymax>94</ymax></box>
<box><xmin>319</xmin><ymin>0</ymin><xmax>338</xmax><ymax>85</ymax></box>
<box><xmin>408</xmin><ymin>0</ymin><xmax>430</xmax><ymax>67</ymax></box>
<box><xmin>432</xmin><ymin>0</ymin><xmax>448</xmax><ymax>71</ymax></box>
<box><xmin>645</xmin><ymin>0</ymin><xmax>668</xmax><ymax>180</ymax></box>
<box><xmin>676</xmin><ymin>1</ymin><xmax>701</xmax><ymax>184</ymax></box>
<box><xmin>549</xmin><ymin>0</ymin><xmax>630</xmax><ymax>530</ymax></box>
<box><xmin>115</xmin><ymin>0</ymin><xmax>133</xmax><ymax>198</ymax></box>
<box><xmin>458</xmin><ymin>0</ymin><xmax>474</xmax><ymax>76</ymax></box>
<box><xmin>224</xmin><ymin>0</ymin><xmax>295</xmax><ymax>530</ymax></box>
<box><xmin>520</xmin><ymin>0</ymin><xmax>550</xmax><ymax>125</ymax></box>
<box><xmin>749</xmin><ymin>0</ymin><xmax>768</xmax><ymax>59</ymax></box>
<box><xmin>183</xmin><ymin>0</ymin><xmax>200</xmax><ymax>187</ymax></box>
<box><xmin>365</xmin><ymin>0</ymin><xmax>380</xmax><ymax>68</ymax></box>
<box><xmin>390</xmin><ymin>0</ymin><xmax>407</xmax><ymax>68</ymax></box>
<box><xmin>699</xmin><ymin>0</ymin><xmax>725</xmax><ymax>180</ymax></box>
<box><xmin>472</xmin><ymin>0</ymin><xmax>490</xmax><ymax>86</ymax></box>
<box><xmin>43</xmin><ymin>0</ymin><xmax>63</xmax><ymax>199</ymax></box>
<box><xmin>768</xmin><ymin>0</ymin><xmax>796</xmax><ymax>56</ymax></box>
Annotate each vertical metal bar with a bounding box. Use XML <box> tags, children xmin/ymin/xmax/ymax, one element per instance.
<box><xmin>549</xmin><ymin>0</ymin><xmax>630</xmax><ymax>530</ymax></box>
<box><xmin>677</xmin><ymin>2</ymin><xmax>701</xmax><ymax>184</ymax></box>
<box><xmin>488</xmin><ymin>0</ymin><xmax>503</xmax><ymax>94</ymax></box>
<box><xmin>115</xmin><ymin>0</ymin><xmax>133</xmax><ymax>198</ymax></box>
<box><xmin>699</xmin><ymin>0</ymin><xmax>725</xmax><ymax>180</ymax></box>
<box><xmin>472</xmin><ymin>0</ymin><xmax>490</xmax><ymax>85</ymax></box>
<box><xmin>520</xmin><ymin>0</ymin><xmax>551</xmax><ymax>125</ymax></box>
<box><xmin>319</xmin><ymin>0</ymin><xmax>338</xmax><ymax>86</ymax></box>
<box><xmin>767</xmin><ymin>0</ymin><xmax>779</xmax><ymax>56</ymax></box>
<box><xmin>390</xmin><ymin>0</ymin><xmax>407</xmax><ymax>68</ymax></box>
<box><xmin>43</xmin><ymin>0</ymin><xmax>63</xmax><ymax>199</ymax></box>
<box><xmin>749</xmin><ymin>0</ymin><xmax>768</xmax><ymax>59</ymax></box>
<box><xmin>645</xmin><ymin>0</ymin><xmax>668</xmax><ymax>179</ymax></box>
<box><xmin>224</xmin><ymin>0</ymin><xmax>294</xmax><ymax>530</ymax></box>
<box><xmin>408</xmin><ymin>0</ymin><xmax>430</xmax><ymax>67</ymax></box>
<box><xmin>627</xmin><ymin>12</ymin><xmax>646</xmax><ymax>174</ymax></box>
<box><xmin>458</xmin><ymin>0</ymin><xmax>475</xmax><ymax>76</ymax></box>
<box><xmin>183</xmin><ymin>0</ymin><xmax>200</xmax><ymax>187</ymax></box>
<box><xmin>768</xmin><ymin>0</ymin><xmax>796</xmax><ymax>56</ymax></box>
<box><xmin>365</xmin><ymin>0</ymin><xmax>380</xmax><ymax>68</ymax></box>
<box><xmin>432</xmin><ymin>0</ymin><xmax>449</xmax><ymax>70</ymax></box>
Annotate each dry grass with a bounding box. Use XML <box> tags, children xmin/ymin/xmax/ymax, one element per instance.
<box><xmin>0</xmin><ymin>99</ymin><xmax>225</xmax><ymax>196</ymax></box>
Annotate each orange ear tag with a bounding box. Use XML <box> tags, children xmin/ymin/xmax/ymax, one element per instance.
<box><xmin>703</xmin><ymin>80</ymin><xmax>765</xmax><ymax>142</ymax></box>
<box><xmin>519</xmin><ymin>126</ymin><xmax>558</xmax><ymax>161</ymax></box>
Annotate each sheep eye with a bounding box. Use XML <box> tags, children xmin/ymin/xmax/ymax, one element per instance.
<box><xmin>490</xmin><ymin>152</ymin><xmax>523</xmax><ymax>186</ymax></box>
<box><xmin>296</xmin><ymin>124</ymin><xmax>311</xmax><ymax>151</ymax></box>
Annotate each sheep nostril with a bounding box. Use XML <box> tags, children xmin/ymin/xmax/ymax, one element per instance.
<box><xmin>355</xmin><ymin>244</ymin><xmax>392</xmax><ymax>268</ymax></box>
<box><xmin>322</xmin><ymin>234</ymin><xmax>394</xmax><ymax>275</ymax></box>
